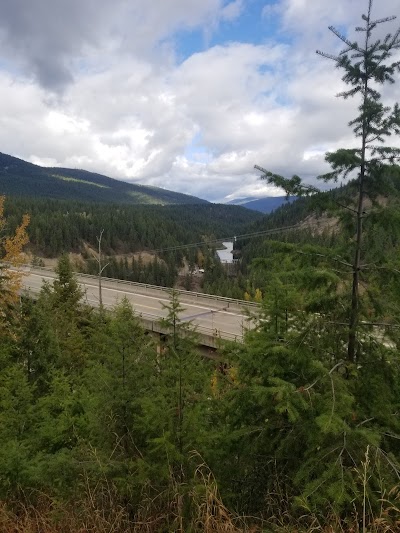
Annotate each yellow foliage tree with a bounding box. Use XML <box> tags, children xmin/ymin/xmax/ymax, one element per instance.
<box><xmin>197</xmin><ymin>250</ymin><xmax>205</xmax><ymax>268</ymax></box>
<box><xmin>254</xmin><ymin>288</ymin><xmax>263</xmax><ymax>303</ymax></box>
<box><xmin>244</xmin><ymin>289</ymin><xmax>263</xmax><ymax>302</ymax></box>
<box><xmin>0</xmin><ymin>195</ymin><xmax>30</xmax><ymax>333</ymax></box>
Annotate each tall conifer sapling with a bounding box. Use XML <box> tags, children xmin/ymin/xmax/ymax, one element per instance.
<box><xmin>256</xmin><ymin>0</ymin><xmax>400</xmax><ymax>361</ymax></box>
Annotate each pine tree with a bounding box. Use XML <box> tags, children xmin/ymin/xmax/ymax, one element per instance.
<box><xmin>83</xmin><ymin>298</ymin><xmax>155</xmax><ymax>461</ymax></box>
<box><xmin>141</xmin><ymin>290</ymin><xmax>212</xmax><ymax>483</ymax></box>
<box><xmin>41</xmin><ymin>254</ymin><xmax>90</xmax><ymax>373</ymax></box>
<box><xmin>212</xmin><ymin>268</ymin><xmax>400</xmax><ymax>520</ymax></box>
<box><xmin>52</xmin><ymin>254</ymin><xmax>83</xmax><ymax>312</ymax></box>
<box><xmin>256</xmin><ymin>0</ymin><xmax>400</xmax><ymax>361</ymax></box>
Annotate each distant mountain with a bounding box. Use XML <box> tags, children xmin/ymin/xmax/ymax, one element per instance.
<box><xmin>0</xmin><ymin>152</ymin><xmax>208</xmax><ymax>205</ymax></box>
<box><xmin>228</xmin><ymin>196</ymin><xmax>297</xmax><ymax>213</ymax></box>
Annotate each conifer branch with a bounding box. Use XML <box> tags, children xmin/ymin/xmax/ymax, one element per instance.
<box><xmin>373</xmin><ymin>16</ymin><xmax>396</xmax><ymax>26</ymax></box>
<box><xmin>316</xmin><ymin>50</ymin><xmax>339</xmax><ymax>61</ymax></box>
<box><xmin>328</xmin><ymin>26</ymin><xmax>361</xmax><ymax>52</ymax></box>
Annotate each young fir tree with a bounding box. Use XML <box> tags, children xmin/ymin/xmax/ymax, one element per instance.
<box><xmin>158</xmin><ymin>290</ymin><xmax>199</xmax><ymax>462</ymax></box>
<box><xmin>211</xmin><ymin>251</ymin><xmax>400</xmax><ymax>523</ymax></box>
<box><xmin>139</xmin><ymin>290</ymin><xmax>212</xmax><ymax>481</ymax></box>
<box><xmin>256</xmin><ymin>0</ymin><xmax>400</xmax><ymax>361</ymax></box>
<box><xmin>40</xmin><ymin>254</ymin><xmax>90</xmax><ymax>373</ymax></box>
<box><xmin>84</xmin><ymin>298</ymin><xmax>155</xmax><ymax>456</ymax></box>
<box><xmin>52</xmin><ymin>253</ymin><xmax>83</xmax><ymax>312</ymax></box>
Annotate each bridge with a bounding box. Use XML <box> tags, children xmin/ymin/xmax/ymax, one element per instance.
<box><xmin>19</xmin><ymin>266</ymin><xmax>260</xmax><ymax>350</ymax></box>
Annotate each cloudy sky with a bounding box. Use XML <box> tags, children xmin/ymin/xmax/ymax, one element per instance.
<box><xmin>0</xmin><ymin>0</ymin><xmax>399</xmax><ymax>202</ymax></box>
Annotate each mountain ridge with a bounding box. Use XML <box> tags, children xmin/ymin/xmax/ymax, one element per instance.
<box><xmin>227</xmin><ymin>195</ymin><xmax>296</xmax><ymax>213</ymax></box>
<box><xmin>0</xmin><ymin>152</ymin><xmax>208</xmax><ymax>205</ymax></box>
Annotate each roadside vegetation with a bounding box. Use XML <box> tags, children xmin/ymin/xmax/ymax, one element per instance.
<box><xmin>1</xmin><ymin>1</ymin><xmax>400</xmax><ymax>530</ymax></box>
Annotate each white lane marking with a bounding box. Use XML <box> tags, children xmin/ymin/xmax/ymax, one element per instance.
<box><xmin>27</xmin><ymin>273</ymin><xmax>249</xmax><ymax>318</ymax></box>
<box><xmin>89</xmin><ymin>285</ymin><xmax>247</xmax><ymax>317</ymax></box>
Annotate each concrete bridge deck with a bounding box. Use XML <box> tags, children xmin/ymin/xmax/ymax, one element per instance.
<box><xmin>18</xmin><ymin>266</ymin><xmax>260</xmax><ymax>348</ymax></box>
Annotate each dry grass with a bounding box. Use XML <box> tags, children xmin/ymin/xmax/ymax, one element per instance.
<box><xmin>2</xmin><ymin>494</ymin><xmax>400</xmax><ymax>533</ymax></box>
<box><xmin>0</xmin><ymin>493</ymin><xmax>133</xmax><ymax>533</ymax></box>
<box><xmin>0</xmin><ymin>460</ymin><xmax>251</xmax><ymax>533</ymax></box>
<box><xmin>1</xmin><ymin>455</ymin><xmax>400</xmax><ymax>533</ymax></box>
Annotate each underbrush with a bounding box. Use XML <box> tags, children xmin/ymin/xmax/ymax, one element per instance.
<box><xmin>0</xmin><ymin>462</ymin><xmax>248</xmax><ymax>533</ymax></box>
<box><xmin>1</xmin><ymin>463</ymin><xmax>400</xmax><ymax>533</ymax></box>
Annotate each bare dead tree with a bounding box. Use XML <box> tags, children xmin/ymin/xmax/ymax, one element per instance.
<box><xmin>91</xmin><ymin>229</ymin><xmax>109</xmax><ymax>310</ymax></box>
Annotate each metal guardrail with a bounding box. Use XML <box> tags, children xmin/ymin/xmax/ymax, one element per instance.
<box><xmin>138</xmin><ymin>311</ymin><xmax>247</xmax><ymax>343</ymax></box>
<box><xmin>15</xmin><ymin>264</ymin><xmax>258</xmax><ymax>343</ymax></box>
<box><xmin>24</xmin><ymin>265</ymin><xmax>261</xmax><ymax>311</ymax></box>
<box><xmin>21</xmin><ymin>285</ymin><xmax>250</xmax><ymax>346</ymax></box>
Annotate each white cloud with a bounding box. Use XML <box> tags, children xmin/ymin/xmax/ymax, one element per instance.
<box><xmin>46</xmin><ymin>111</ymin><xmax>90</xmax><ymax>134</ymax></box>
<box><xmin>220</xmin><ymin>0</ymin><xmax>244</xmax><ymax>22</ymax></box>
<box><xmin>0</xmin><ymin>0</ymin><xmax>398</xmax><ymax>202</ymax></box>
<box><xmin>261</xmin><ymin>3</ymin><xmax>282</xmax><ymax>20</ymax></box>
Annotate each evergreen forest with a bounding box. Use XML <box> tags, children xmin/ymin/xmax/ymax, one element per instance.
<box><xmin>2</xmin><ymin>1</ymin><xmax>400</xmax><ymax>531</ymax></box>
<box><xmin>3</xmin><ymin>196</ymin><xmax>261</xmax><ymax>293</ymax></box>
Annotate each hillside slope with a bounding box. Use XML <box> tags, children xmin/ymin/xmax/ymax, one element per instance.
<box><xmin>234</xmin><ymin>171</ymin><xmax>400</xmax><ymax>269</ymax></box>
<box><xmin>228</xmin><ymin>196</ymin><xmax>296</xmax><ymax>213</ymax></box>
<box><xmin>0</xmin><ymin>152</ymin><xmax>208</xmax><ymax>205</ymax></box>
<box><xmin>5</xmin><ymin>196</ymin><xmax>262</xmax><ymax>258</ymax></box>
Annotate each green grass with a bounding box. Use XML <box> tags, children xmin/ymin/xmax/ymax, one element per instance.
<box><xmin>50</xmin><ymin>174</ymin><xmax>110</xmax><ymax>189</ymax></box>
<box><xmin>127</xmin><ymin>191</ymin><xmax>165</xmax><ymax>204</ymax></box>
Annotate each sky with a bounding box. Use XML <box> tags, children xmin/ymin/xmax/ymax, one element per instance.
<box><xmin>0</xmin><ymin>0</ymin><xmax>399</xmax><ymax>203</ymax></box>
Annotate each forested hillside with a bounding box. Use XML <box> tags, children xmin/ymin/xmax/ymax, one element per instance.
<box><xmin>4</xmin><ymin>196</ymin><xmax>260</xmax><ymax>256</ymax></box>
<box><xmin>228</xmin><ymin>195</ymin><xmax>297</xmax><ymax>213</ymax></box>
<box><xmin>4</xmin><ymin>195</ymin><xmax>262</xmax><ymax>290</ymax></box>
<box><xmin>1</xmin><ymin>188</ymin><xmax>400</xmax><ymax>532</ymax></box>
<box><xmin>201</xmin><ymin>170</ymin><xmax>400</xmax><ymax>300</ymax></box>
<box><xmin>0</xmin><ymin>152</ymin><xmax>208</xmax><ymax>205</ymax></box>
<box><xmin>2</xmin><ymin>2</ymin><xmax>400</xmax><ymax>531</ymax></box>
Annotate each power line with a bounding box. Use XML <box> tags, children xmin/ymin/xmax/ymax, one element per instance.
<box><xmin>147</xmin><ymin>223</ymin><xmax>301</xmax><ymax>254</ymax></box>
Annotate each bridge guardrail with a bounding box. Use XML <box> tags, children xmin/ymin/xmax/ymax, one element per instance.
<box><xmin>19</xmin><ymin>264</ymin><xmax>261</xmax><ymax>311</ymax></box>
<box><xmin>21</xmin><ymin>285</ymin><xmax>250</xmax><ymax>345</ymax></box>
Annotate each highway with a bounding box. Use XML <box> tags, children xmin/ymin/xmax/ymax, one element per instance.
<box><xmin>19</xmin><ymin>267</ymin><xmax>259</xmax><ymax>345</ymax></box>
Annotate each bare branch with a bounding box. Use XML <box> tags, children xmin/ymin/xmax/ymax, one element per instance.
<box><xmin>296</xmin><ymin>250</ymin><xmax>352</xmax><ymax>268</ymax></box>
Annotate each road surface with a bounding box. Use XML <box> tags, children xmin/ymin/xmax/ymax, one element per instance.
<box><xmin>20</xmin><ymin>267</ymin><xmax>258</xmax><ymax>344</ymax></box>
